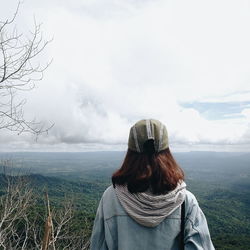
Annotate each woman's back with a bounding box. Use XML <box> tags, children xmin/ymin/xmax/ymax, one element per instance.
<box><xmin>91</xmin><ymin>186</ymin><xmax>214</xmax><ymax>250</ymax></box>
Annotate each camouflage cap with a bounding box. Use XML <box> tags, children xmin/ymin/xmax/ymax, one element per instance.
<box><xmin>128</xmin><ymin>119</ymin><xmax>169</xmax><ymax>153</ymax></box>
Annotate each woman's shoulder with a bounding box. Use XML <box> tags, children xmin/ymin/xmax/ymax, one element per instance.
<box><xmin>184</xmin><ymin>190</ymin><xmax>204</xmax><ymax>222</ymax></box>
<box><xmin>100</xmin><ymin>185</ymin><xmax>127</xmax><ymax>218</ymax></box>
<box><xmin>185</xmin><ymin>190</ymin><xmax>199</xmax><ymax>204</ymax></box>
<box><xmin>184</xmin><ymin>190</ymin><xmax>200</xmax><ymax>211</ymax></box>
<box><xmin>102</xmin><ymin>185</ymin><xmax>116</xmax><ymax>199</ymax></box>
<box><xmin>101</xmin><ymin>185</ymin><xmax>120</xmax><ymax>208</ymax></box>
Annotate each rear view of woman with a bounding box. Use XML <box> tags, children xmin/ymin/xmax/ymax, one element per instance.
<box><xmin>90</xmin><ymin>119</ymin><xmax>215</xmax><ymax>250</ymax></box>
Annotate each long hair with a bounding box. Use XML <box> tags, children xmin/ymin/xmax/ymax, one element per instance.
<box><xmin>112</xmin><ymin>143</ymin><xmax>184</xmax><ymax>195</ymax></box>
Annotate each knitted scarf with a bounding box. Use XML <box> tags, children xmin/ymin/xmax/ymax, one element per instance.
<box><xmin>115</xmin><ymin>182</ymin><xmax>186</xmax><ymax>227</ymax></box>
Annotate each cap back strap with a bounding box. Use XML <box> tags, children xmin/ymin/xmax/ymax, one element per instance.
<box><xmin>132</xmin><ymin>126</ymin><xmax>140</xmax><ymax>152</ymax></box>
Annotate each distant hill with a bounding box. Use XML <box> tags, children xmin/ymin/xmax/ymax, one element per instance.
<box><xmin>0</xmin><ymin>173</ymin><xmax>106</xmax><ymax>215</ymax></box>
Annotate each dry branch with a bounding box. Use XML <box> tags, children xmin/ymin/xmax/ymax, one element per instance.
<box><xmin>0</xmin><ymin>162</ymin><xmax>91</xmax><ymax>249</ymax></box>
<box><xmin>0</xmin><ymin>1</ymin><xmax>53</xmax><ymax>136</ymax></box>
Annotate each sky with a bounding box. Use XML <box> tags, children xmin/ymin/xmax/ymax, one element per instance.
<box><xmin>0</xmin><ymin>0</ymin><xmax>250</xmax><ymax>152</ymax></box>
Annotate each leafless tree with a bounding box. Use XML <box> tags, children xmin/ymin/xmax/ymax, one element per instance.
<box><xmin>42</xmin><ymin>194</ymin><xmax>91</xmax><ymax>250</ymax></box>
<box><xmin>0</xmin><ymin>2</ymin><xmax>53</xmax><ymax>136</ymax></box>
<box><xmin>0</xmin><ymin>163</ymin><xmax>91</xmax><ymax>250</ymax></box>
<box><xmin>0</xmin><ymin>164</ymin><xmax>33</xmax><ymax>249</ymax></box>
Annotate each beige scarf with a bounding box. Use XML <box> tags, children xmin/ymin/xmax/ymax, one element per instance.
<box><xmin>115</xmin><ymin>182</ymin><xmax>186</xmax><ymax>227</ymax></box>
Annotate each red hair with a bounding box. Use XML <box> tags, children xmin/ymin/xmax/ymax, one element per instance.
<box><xmin>112</xmin><ymin>148</ymin><xmax>184</xmax><ymax>195</ymax></box>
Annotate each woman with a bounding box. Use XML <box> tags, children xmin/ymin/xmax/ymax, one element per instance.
<box><xmin>90</xmin><ymin>119</ymin><xmax>215</xmax><ymax>250</ymax></box>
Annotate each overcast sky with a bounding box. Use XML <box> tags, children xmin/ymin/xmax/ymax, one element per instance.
<box><xmin>1</xmin><ymin>0</ymin><xmax>250</xmax><ymax>152</ymax></box>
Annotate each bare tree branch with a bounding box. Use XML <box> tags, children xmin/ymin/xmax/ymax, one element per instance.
<box><xmin>0</xmin><ymin>1</ymin><xmax>54</xmax><ymax>136</ymax></box>
<box><xmin>0</xmin><ymin>162</ymin><xmax>91</xmax><ymax>249</ymax></box>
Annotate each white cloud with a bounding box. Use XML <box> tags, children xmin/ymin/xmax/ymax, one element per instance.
<box><xmin>1</xmin><ymin>0</ymin><xmax>250</xmax><ymax>151</ymax></box>
<box><xmin>242</xmin><ymin>109</ymin><xmax>250</xmax><ymax>120</ymax></box>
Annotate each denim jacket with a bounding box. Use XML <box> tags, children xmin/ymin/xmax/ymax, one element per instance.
<box><xmin>90</xmin><ymin>186</ymin><xmax>215</xmax><ymax>250</ymax></box>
